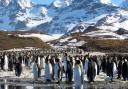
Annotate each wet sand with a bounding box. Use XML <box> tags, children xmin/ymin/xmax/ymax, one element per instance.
<box><xmin>0</xmin><ymin>72</ymin><xmax>128</xmax><ymax>89</ymax></box>
<box><xmin>0</xmin><ymin>67</ymin><xmax>128</xmax><ymax>89</ymax></box>
<box><xmin>0</xmin><ymin>79</ymin><xmax>128</xmax><ymax>89</ymax></box>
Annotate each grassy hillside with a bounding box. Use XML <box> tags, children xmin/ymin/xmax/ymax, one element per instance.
<box><xmin>83</xmin><ymin>39</ymin><xmax>128</xmax><ymax>53</ymax></box>
<box><xmin>0</xmin><ymin>31</ymin><xmax>50</xmax><ymax>50</ymax></box>
<box><xmin>50</xmin><ymin>32</ymin><xmax>128</xmax><ymax>53</ymax></box>
<box><xmin>66</xmin><ymin>32</ymin><xmax>128</xmax><ymax>53</ymax></box>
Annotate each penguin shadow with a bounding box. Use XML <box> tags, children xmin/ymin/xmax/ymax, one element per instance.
<box><xmin>32</xmin><ymin>80</ymin><xmax>44</xmax><ymax>84</ymax></box>
<box><xmin>65</xmin><ymin>86</ymin><xmax>74</xmax><ymax>89</ymax></box>
<box><xmin>43</xmin><ymin>85</ymin><xmax>57</xmax><ymax>89</ymax></box>
<box><xmin>104</xmin><ymin>77</ymin><xmax>120</xmax><ymax>84</ymax></box>
<box><xmin>7</xmin><ymin>77</ymin><xmax>23</xmax><ymax>83</ymax></box>
<box><xmin>84</xmin><ymin>85</ymin><xmax>97</xmax><ymax>89</ymax></box>
<box><xmin>31</xmin><ymin>79</ymin><xmax>62</xmax><ymax>85</ymax></box>
<box><xmin>82</xmin><ymin>81</ymin><xmax>102</xmax><ymax>89</ymax></box>
<box><xmin>84</xmin><ymin>80</ymin><xmax>106</xmax><ymax>86</ymax></box>
<box><xmin>8</xmin><ymin>85</ymin><xmax>23</xmax><ymax>89</ymax></box>
<box><xmin>84</xmin><ymin>80</ymin><xmax>95</xmax><ymax>84</ymax></box>
<box><xmin>0</xmin><ymin>79</ymin><xmax>4</xmax><ymax>82</ymax></box>
<box><xmin>0</xmin><ymin>84</ymin><xmax>24</xmax><ymax>89</ymax></box>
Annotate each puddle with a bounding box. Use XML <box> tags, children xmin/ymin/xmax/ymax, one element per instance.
<box><xmin>0</xmin><ymin>82</ymin><xmax>128</xmax><ymax>89</ymax></box>
<box><xmin>0</xmin><ymin>78</ymin><xmax>128</xmax><ymax>89</ymax></box>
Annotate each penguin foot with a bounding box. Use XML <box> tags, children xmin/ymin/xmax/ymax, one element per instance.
<box><xmin>54</xmin><ymin>80</ymin><xmax>60</xmax><ymax>84</ymax></box>
<box><xmin>57</xmin><ymin>81</ymin><xmax>60</xmax><ymax>84</ymax></box>
<box><xmin>46</xmin><ymin>79</ymin><xmax>51</xmax><ymax>82</ymax></box>
<box><xmin>88</xmin><ymin>81</ymin><xmax>94</xmax><ymax>84</ymax></box>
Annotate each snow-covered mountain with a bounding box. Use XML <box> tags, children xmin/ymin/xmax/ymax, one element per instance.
<box><xmin>0</xmin><ymin>0</ymin><xmax>32</xmax><ymax>8</ymax></box>
<box><xmin>0</xmin><ymin>0</ymin><xmax>51</xmax><ymax>30</ymax></box>
<box><xmin>99</xmin><ymin>0</ymin><xmax>111</xmax><ymax>4</ymax></box>
<box><xmin>38</xmin><ymin>0</ymin><xmax>128</xmax><ymax>34</ymax></box>
<box><xmin>52</xmin><ymin>0</ymin><xmax>73</xmax><ymax>8</ymax></box>
<box><xmin>0</xmin><ymin>0</ymin><xmax>128</xmax><ymax>36</ymax></box>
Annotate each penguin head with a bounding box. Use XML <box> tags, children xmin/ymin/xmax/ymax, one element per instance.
<box><xmin>75</xmin><ymin>60</ymin><xmax>80</xmax><ymax>65</ymax></box>
<box><xmin>45</xmin><ymin>56</ymin><xmax>49</xmax><ymax>63</ymax></box>
<box><xmin>88</xmin><ymin>57</ymin><xmax>92</xmax><ymax>61</ymax></box>
<box><xmin>55</xmin><ymin>58</ymin><xmax>60</xmax><ymax>63</ymax></box>
<box><xmin>64</xmin><ymin>53</ymin><xmax>68</xmax><ymax>56</ymax></box>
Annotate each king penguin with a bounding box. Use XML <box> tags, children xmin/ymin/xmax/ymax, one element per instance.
<box><xmin>74</xmin><ymin>60</ymin><xmax>82</xmax><ymax>88</ymax></box>
<box><xmin>4</xmin><ymin>54</ymin><xmax>8</xmax><ymax>71</ymax></box>
<box><xmin>45</xmin><ymin>56</ymin><xmax>52</xmax><ymax>82</ymax></box>
<box><xmin>32</xmin><ymin>61</ymin><xmax>38</xmax><ymax>81</ymax></box>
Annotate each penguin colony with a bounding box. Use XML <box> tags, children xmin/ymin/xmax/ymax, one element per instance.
<box><xmin>0</xmin><ymin>49</ymin><xmax>128</xmax><ymax>86</ymax></box>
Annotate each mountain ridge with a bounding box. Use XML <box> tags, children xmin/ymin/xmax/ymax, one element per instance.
<box><xmin>0</xmin><ymin>0</ymin><xmax>128</xmax><ymax>36</ymax></box>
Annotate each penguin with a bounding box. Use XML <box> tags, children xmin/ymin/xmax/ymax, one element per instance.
<box><xmin>84</xmin><ymin>58</ymin><xmax>89</xmax><ymax>74</ymax></box>
<box><xmin>4</xmin><ymin>54</ymin><xmax>8</xmax><ymax>71</ymax></box>
<box><xmin>74</xmin><ymin>60</ymin><xmax>82</xmax><ymax>88</ymax></box>
<box><xmin>54</xmin><ymin>58</ymin><xmax>61</xmax><ymax>83</ymax></box>
<box><xmin>68</xmin><ymin>56</ymin><xmax>75</xmax><ymax>73</ymax></box>
<box><xmin>29</xmin><ymin>55</ymin><xmax>33</xmax><ymax>68</ymax></box>
<box><xmin>117</xmin><ymin>58</ymin><xmax>123</xmax><ymax>79</ymax></box>
<box><xmin>38</xmin><ymin>55</ymin><xmax>41</xmax><ymax>66</ymax></box>
<box><xmin>45</xmin><ymin>56</ymin><xmax>52</xmax><ymax>82</ymax></box>
<box><xmin>50</xmin><ymin>56</ymin><xmax>55</xmax><ymax>80</ymax></box>
<box><xmin>106</xmin><ymin>57</ymin><xmax>111</xmax><ymax>76</ymax></box>
<box><xmin>28</xmin><ymin>55</ymin><xmax>31</xmax><ymax>67</ymax></box>
<box><xmin>12</xmin><ymin>54</ymin><xmax>17</xmax><ymax>66</ymax></box>
<box><xmin>122</xmin><ymin>59</ymin><xmax>128</xmax><ymax>81</ymax></box>
<box><xmin>107</xmin><ymin>57</ymin><xmax>117</xmax><ymax>81</ymax></box>
<box><xmin>94</xmin><ymin>56</ymin><xmax>100</xmax><ymax>75</ymax></box>
<box><xmin>87</xmin><ymin>58</ymin><xmax>96</xmax><ymax>83</ymax></box>
<box><xmin>67</xmin><ymin>59</ymin><xmax>73</xmax><ymax>83</ymax></box>
<box><xmin>15</xmin><ymin>60</ymin><xmax>22</xmax><ymax>77</ymax></box>
<box><xmin>62</xmin><ymin>53</ymin><xmax>69</xmax><ymax>82</ymax></box>
<box><xmin>78</xmin><ymin>57</ymin><xmax>84</xmax><ymax>84</ymax></box>
<box><xmin>8</xmin><ymin>53</ymin><xmax>13</xmax><ymax>71</ymax></box>
<box><xmin>1</xmin><ymin>55</ymin><xmax>4</xmax><ymax>70</ymax></box>
<box><xmin>37</xmin><ymin>55</ymin><xmax>41</xmax><ymax>78</ymax></box>
<box><xmin>32</xmin><ymin>61</ymin><xmax>38</xmax><ymax>80</ymax></box>
<box><xmin>18</xmin><ymin>54</ymin><xmax>22</xmax><ymax>64</ymax></box>
<box><xmin>25</xmin><ymin>55</ymin><xmax>29</xmax><ymax>66</ymax></box>
<box><xmin>94</xmin><ymin>61</ymin><xmax>98</xmax><ymax>79</ymax></box>
<box><xmin>113</xmin><ymin>60</ymin><xmax>117</xmax><ymax>78</ymax></box>
<box><xmin>37</xmin><ymin>63</ymin><xmax>41</xmax><ymax>78</ymax></box>
<box><xmin>22</xmin><ymin>56</ymin><xmax>25</xmax><ymax>68</ymax></box>
<box><xmin>109</xmin><ymin>59</ymin><xmax>114</xmax><ymax>81</ymax></box>
<box><xmin>40</xmin><ymin>56</ymin><xmax>45</xmax><ymax>69</ymax></box>
<box><xmin>101</xmin><ymin>56</ymin><xmax>107</xmax><ymax>73</ymax></box>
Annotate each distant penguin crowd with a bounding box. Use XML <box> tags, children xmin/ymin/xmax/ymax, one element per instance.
<box><xmin>0</xmin><ymin>50</ymin><xmax>128</xmax><ymax>86</ymax></box>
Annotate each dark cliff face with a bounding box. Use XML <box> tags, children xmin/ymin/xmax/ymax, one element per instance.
<box><xmin>116</xmin><ymin>28</ymin><xmax>128</xmax><ymax>35</ymax></box>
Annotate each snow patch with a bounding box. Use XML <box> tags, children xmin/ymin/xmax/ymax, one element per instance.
<box><xmin>17</xmin><ymin>0</ymin><xmax>32</xmax><ymax>9</ymax></box>
<box><xmin>99</xmin><ymin>0</ymin><xmax>111</xmax><ymax>4</ymax></box>
<box><xmin>68</xmin><ymin>40</ymin><xmax>86</xmax><ymax>47</ymax></box>
<box><xmin>59</xmin><ymin>36</ymin><xmax>72</xmax><ymax>43</ymax></box>
<box><xmin>18</xmin><ymin>33</ymin><xmax>63</xmax><ymax>42</ymax></box>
